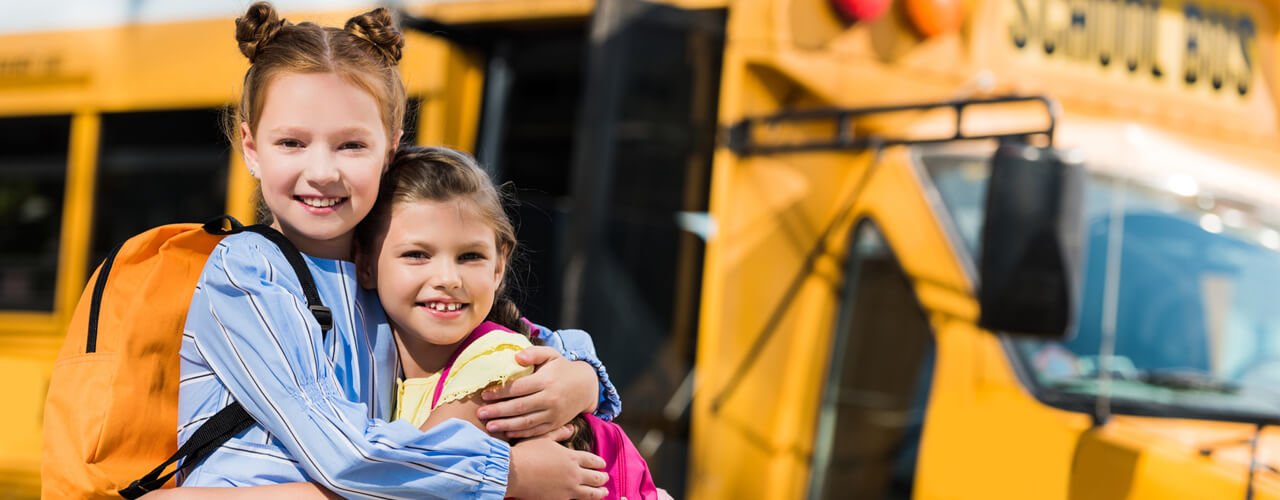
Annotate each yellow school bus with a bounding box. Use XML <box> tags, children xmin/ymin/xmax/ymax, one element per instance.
<box><xmin>689</xmin><ymin>0</ymin><xmax>1280</xmax><ymax>498</ymax></box>
<box><xmin>6</xmin><ymin>0</ymin><xmax>1280</xmax><ymax>498</ymax></box>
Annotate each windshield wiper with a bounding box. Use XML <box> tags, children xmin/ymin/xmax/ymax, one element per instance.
<box><xmin>1137</xmin><ymin>369</ymin><xmax>1240</xmax><ymax>394</ymax></box>
<box><xmin>1045</xmin><ymin>369</ymin><xmax>1239</xmax><ymax>394</ymax></box>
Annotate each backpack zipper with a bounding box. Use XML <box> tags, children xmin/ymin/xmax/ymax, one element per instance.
<box><xmin>86</xmin><ymin>243</ymin><xmax>123</xmax><ymax>353</ymax></box>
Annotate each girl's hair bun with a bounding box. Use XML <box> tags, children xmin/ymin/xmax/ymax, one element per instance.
<box><xmin>344</xmin><ymin>7</ymin><xmax>405</xmax><ymax>65</ymax></box>
<box><xmin>236</xmin><ymin>2</ymin><xmax>291</xmax><ymax>63</ymax></box>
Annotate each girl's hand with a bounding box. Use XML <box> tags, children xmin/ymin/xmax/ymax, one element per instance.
<box><xmin>478</xmin><ymin>346</ymin><xmax>600</xmax><ymax>438</ymax></box>
<box><xmin>506</xmin><ymin>426</ymin><xmax>608</xmax><ymax>500</ymax></box>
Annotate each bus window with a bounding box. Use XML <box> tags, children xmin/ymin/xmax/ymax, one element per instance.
<box><xmin>922</xmin><ymin>146</ymin><xmax>1280</xmax><ymax>423</ymax></box>
<box><xmin>89</xmin><ymin>109</ymin><xmax>229</xmax><ymax>268</ymax></box>
<box><xmin>0</xmin><ymin>115</ymin><xmax>71</xmax><ymax>311</ymax></box>
<box><xmin>465</xmin><ymin>4</ymin><xmax>724</xmax><ymax>491</ymax></box>
<box><xmin>473</xmin><ymin>27</ymin><xmax>586</xmax><ymax>324</ymax></box>
<box><xmin>809</xmin><ymin>221</ymin><xmax>936</xmax><ymax>500</ymax></box>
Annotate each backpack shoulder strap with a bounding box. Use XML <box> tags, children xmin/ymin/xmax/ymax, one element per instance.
<box><xmin>203</xmin><ymin>216</ymin><xmax>333</xmax><ymax>333</ymax></box>
<box><xmin>118</xmin><ymin>404</ymin><xmax>254</xmax><ymax>499</ymax></box>
<box><xmin>119</xmin><ymin>216</ymin><xmax>332</xmax><ymax>499</ymax></box>
<box><xmin>241</xmin><ymin>225</ymin><xmax>333</xmax><ymax>332</ymax></box>
<box><xmin>430</xmin><ymin>321</ymin><xmax>509</xmax><ymax>410</ymax></box>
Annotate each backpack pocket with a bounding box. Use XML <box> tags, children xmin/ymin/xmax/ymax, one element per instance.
<box><xmin>46</xmin><ymin>351</ymin><xmax>118</xmax><ymax>463</ymax></box>
<box><xmin>41</xmin><ymin>351</ymin><xmax>119</xmax><ymax>498</ymax></box>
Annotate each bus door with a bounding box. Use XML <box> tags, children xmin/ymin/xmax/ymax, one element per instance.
<box><xmin>402</xmin><ymin>0</ymin><xmax>726</xmax><ymax>492</ymax></box>
<box><xmin>561</xmin><ymin>1</ymin><xmax>725</xmax><ymax>492</ymax></box>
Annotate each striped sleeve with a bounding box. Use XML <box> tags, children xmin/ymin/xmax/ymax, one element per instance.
<box><xmin>186</xmin><ymin>235</ymin><xmax>509</xmax><ymax>499</ymax></box>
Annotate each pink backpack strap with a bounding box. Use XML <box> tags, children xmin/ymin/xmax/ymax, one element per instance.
<box><xmin>430</xmin><ymin>321</ymin><xmax>511</xmax><ymax>410</ymax></box>
<box><xmin>520</xmin><ymin>317</ymin><xmax>541</xmax><ymax>338</ymax></box>
<box><xmin>584</xmin><ymin>414</ymin><xmax>660</xmax><ymax>500</ymax></box>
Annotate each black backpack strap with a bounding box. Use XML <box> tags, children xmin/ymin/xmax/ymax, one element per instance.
<box><xmin>119</xmin><ymin>216</ymin><xmax>333</xmax><ymax>498</ymax></box>
<box><xmin>118</xmin><ymin>404</ymin><xmax>254</xmax><ymax>499</ymax></box>
<box><xmin>201</xmin><ymin>216</ymin><xmax>333</xmax><ymax>333</ymax></box>
<box><xmin>242</xmin><ymin>224</ymin><xmax>333</xmax><ymax>333</ymax></box>
<box><xmin>201</xmin><ymin>214</ymin><xmax>245</xmax><ymax>235</ymax></box>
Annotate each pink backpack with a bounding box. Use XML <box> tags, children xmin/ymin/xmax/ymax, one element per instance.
<box><xmin>446</xmin><ymin>322</ymin><xmax>660</xmax><ymax>500</ymax></box>
<box><xmin>582</xmin><ymin>413</ymin><xmax>659</xmax><ymax>500</ymax></box>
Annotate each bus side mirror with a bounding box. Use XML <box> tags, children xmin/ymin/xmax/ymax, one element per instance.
<box><xmin>977</xmin><ymin>141</ymin><xmax>1084</xmax><ymax>339</ymax></box>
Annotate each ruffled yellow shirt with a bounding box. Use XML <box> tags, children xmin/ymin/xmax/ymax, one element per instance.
<box><xmin>393</xmin><ymin>330</ymin><xmax>535</xmax><ymax>428</ymax></box>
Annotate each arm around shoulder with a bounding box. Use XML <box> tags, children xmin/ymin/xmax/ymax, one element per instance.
<box><xmin>529</xmin><ymin>326</ymin><xmax>622</xmax><ymax>419</ymax></box>
<box><xmin>421</xmin><ymin>392</ymin><xmax>499</xmax><ymax>438</ymax></box>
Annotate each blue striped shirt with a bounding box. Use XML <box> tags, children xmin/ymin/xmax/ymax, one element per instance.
<box><xmin>177</xmin><ymin>232</ymin><xmax>619</xmax><ymax>498</ymax></box>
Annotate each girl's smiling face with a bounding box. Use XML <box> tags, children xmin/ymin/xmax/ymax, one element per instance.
<box><xmin>243</xmin><ymin>71</ymin><xmax>397</xmax><ymax>259</ymax></box>
<box><xmin>364</xmin><ymin>198</ymin><xmax>505</xmax><ymax>370</ymax></box>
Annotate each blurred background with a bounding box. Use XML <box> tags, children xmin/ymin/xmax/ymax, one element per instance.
<box><xmin>7</xmin><ymin>0</ymin><xmax>1280</xmax><ymax>499</ymax></box>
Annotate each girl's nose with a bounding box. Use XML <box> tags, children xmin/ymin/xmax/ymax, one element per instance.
<box><xmin>431</xmin><ymin>262</ymin><xmax>462</xmax><ymax>290</ymax></box>
<box><xmin>304</xmin><ymin>153</ymin><xmax>341</xmax><ymax>185</ymax></box>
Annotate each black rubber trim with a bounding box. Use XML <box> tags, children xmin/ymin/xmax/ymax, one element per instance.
<box><xmin>85</xmin><ymin>243</ymin><xmax>123</xmax><ymax>354</ymax></box>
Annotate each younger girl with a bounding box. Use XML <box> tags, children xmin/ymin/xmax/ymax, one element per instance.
<box><xmin>166</xmin><ymin>3</ymin><xmax>616</xmax><ymax>498</ymax></box>
<box><xmin>355</xmin><ymin>146</ymin><xmax>662</xmax><ymax>499</ymax></box>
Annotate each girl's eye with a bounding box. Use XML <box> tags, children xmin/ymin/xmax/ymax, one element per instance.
<box><xmin>339</xmin><ymin>142</ymin><xmax>367</xmax><ymax>150</ymax></box>
<box><xmin>401</xmin><ymin>251</ymin><xmax>429</xmax><ymax>260</ymax></box>
<box><xmin>277</xmin><ymin>139</ymin><xmax>304</xmax><ymax>148</ymax></box>
<box><xmin>459</xmin><ymin>252</ymin><xmax>486</xmax><ymax>262</ymax></box>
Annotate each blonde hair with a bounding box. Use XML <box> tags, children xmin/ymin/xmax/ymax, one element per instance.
<box><xmin>229</xmin><ymin>2</ymin><xmax>406</xmax><ymax>141</ymax></box>
<box><xmin>228</xmin><ymin>1</ymin><xmax>408</xmax><ymax>222</ymax></box>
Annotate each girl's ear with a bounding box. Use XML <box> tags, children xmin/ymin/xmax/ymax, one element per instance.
<box><xmin>385</xmin><ymin>129</ymin><xmax>404</xmax><ymax>173</ymax></box>
<box><xmin>240</xmin><ymin>122</ymin><xmax>260</xmax><ymax>178</ymax></box>
<box><xmin>355</xmin><ymin>248</ymin><xmax>377</xmax><ymax>289</ymax></box>
<box><xmin>494</xmin><ymin>247</ymin><xmax>508</xmax><ymax>284</ymax></box>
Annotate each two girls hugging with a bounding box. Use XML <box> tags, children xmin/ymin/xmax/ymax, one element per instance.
<box><xmin>146</xmin><ymin>3</ymin><xmax>662</xmax><ymax>499</ymax></box>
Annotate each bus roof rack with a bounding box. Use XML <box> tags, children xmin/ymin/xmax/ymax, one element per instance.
<box><xmin>726</xmin><ymin>95</ymin><xmax>1058</xmax><ymax>156</ymax></box>
<box><xmin>396</xmin><ymin>9</ymin><xmax>496</xmax><ymax>50</ymax></box>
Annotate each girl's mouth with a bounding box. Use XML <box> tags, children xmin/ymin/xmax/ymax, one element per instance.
<box><xmin>295</xmin><ymin>196</ymin><xmax>348</xmax><ymax>213</ymax></box>
<box><xmin>419</xmin><ymin>301</ymin><xmax>469</xmax><ymax>318</ymax></box>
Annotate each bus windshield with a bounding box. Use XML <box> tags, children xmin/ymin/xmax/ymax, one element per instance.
<box><xmin>922</xmin><ymin>147</ymin><xmax>1280</xmax><ymax>422</ymax></box>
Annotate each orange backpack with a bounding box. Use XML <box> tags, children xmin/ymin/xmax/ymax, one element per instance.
<box><xmin>41</xmin><ymin>216</ymin><xmax>331</xmax><ymax>499</ymax></box>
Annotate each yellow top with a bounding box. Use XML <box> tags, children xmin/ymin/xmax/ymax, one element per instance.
<box><xmin>393</xmin><ymin>330</ymin><xmax>534</xmax><ymax>428</ymax></box>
